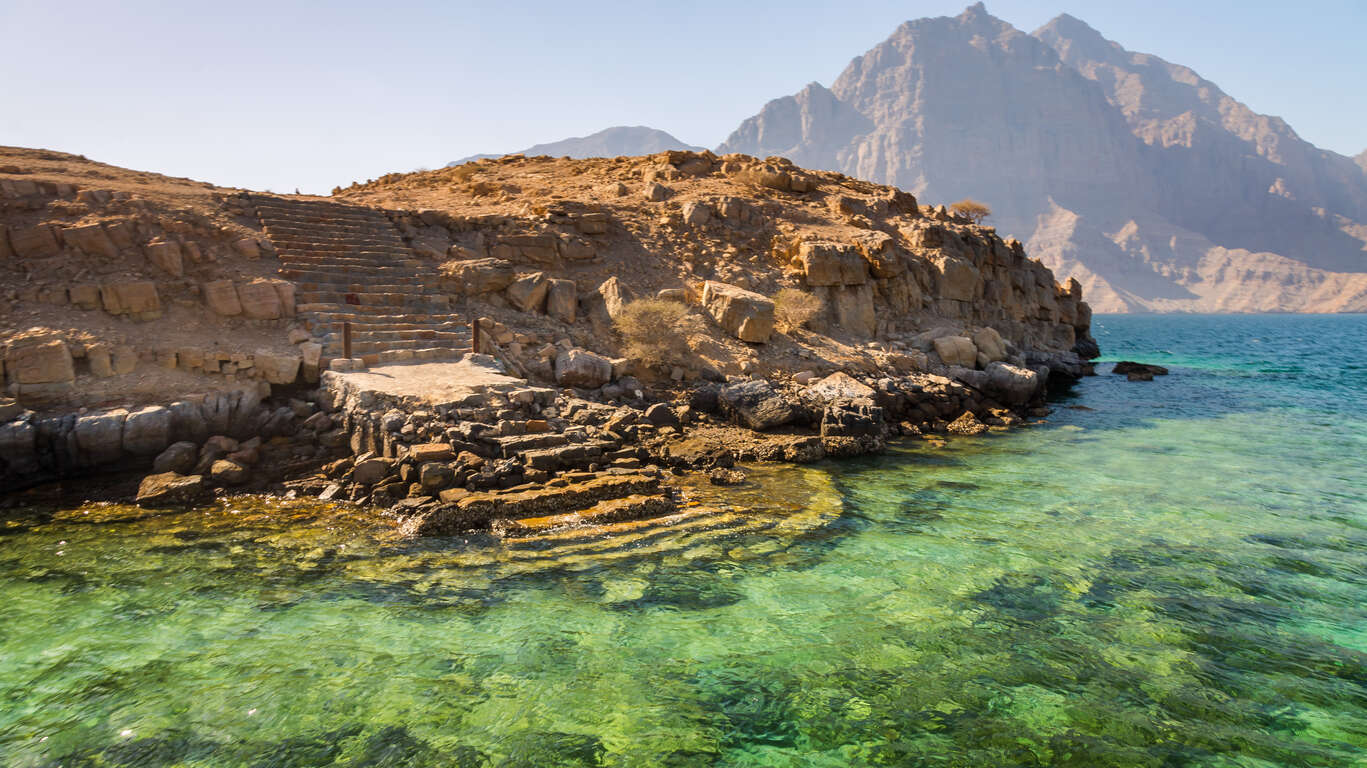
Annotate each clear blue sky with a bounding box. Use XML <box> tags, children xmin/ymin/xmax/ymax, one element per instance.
<box><xmin>2</xmin><ymin>0</ymin><xmax>1362</xmax><ymax>194</ymax></box>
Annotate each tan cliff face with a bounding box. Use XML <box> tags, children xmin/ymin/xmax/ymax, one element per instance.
<box><xmin>0</xmin><ymin>145</ymin><xmax>1092</xmax><ymax>414</ymax></box>
<box><xmin>719</xmin><ymin>3</ymin><xmax>1367</xmax><ymax>313</ymax></box>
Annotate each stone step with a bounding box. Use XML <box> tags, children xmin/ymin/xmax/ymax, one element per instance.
<box><xmin>320</xmin><ymin>329</ymin><xmax>469</xmax><ymax>344</ymax></box>
<box><xmin>278</xmin><ymin>255</ymin><xmax>422</xmax><ymax>268</ymax></box>
<box><xmin>492</xmin><ymin>432</ymin><xmax>570</xmax><ymax>457</ymax></box>
<box><xmin>264</xmin><ymin>221</ymin><xmax>396</xmax><ymax>234</ymax></box>
<box><xmin>279</xmin><ymin>266</ymin><xmax>422</xmax><ymax>281</ymax></box>
<box><xmin>295</xmin><ymin>290</ymin><xmax>448</xmax><ymax>305</ymax></box>
<box><xmin>341</xmin><ymin>338</ymin><xmax>470</xmax><ymax>355</ymax></box>
<box><xmin>297</xmin><ymin>304</ymin><xmax>457</xmax><ymax>318</ymax></box>
<box><xmin>493</xmin><ymin>494</ymin><xmax>677</xmax><ymax>538</ymax></box>
<box><xmin>501</xmin><ymin>506</ymin><xmax>745</xmax><ymax>550</ymax></box>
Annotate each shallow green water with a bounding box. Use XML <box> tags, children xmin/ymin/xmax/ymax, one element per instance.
<box><xmin>2</xmin><ymin>315</ymin><xmax>1366</xmax><ymax>766</ymax></box>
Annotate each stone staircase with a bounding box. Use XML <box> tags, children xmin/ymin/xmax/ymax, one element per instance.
<box><xmin>249</xmin><ymin>194</ymin><xmax>469</xmax><ymax>361</ymax></box>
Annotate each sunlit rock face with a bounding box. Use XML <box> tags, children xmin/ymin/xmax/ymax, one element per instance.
<box><xmin>720</xmin><ymin>3</ymin><xmax>1367</xmax><ymax>312</ymax></box>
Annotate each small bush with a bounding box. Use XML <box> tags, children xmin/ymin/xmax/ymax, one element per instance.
<box><xmin>614</xmin><ymin>298</ymin><xmax>700</xmax><ymax>367</ymax></box>
<box><xmin>773</xmin><ymin>288</ymin><xmax>823</xmax><ymax>333</ymax></box>
<box><xmin>949</xmin><ymin>198</ymin><xmax>992</xmax><ymax>224</ymax></box>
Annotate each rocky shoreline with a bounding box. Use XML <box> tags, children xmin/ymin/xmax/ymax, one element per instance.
<box><xmin>2</xmin><ymin>344</ymin><xmax>1091</xmax><ymax>541</ymax></box>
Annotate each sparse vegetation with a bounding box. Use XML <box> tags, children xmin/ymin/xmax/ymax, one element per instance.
<box><xmin>773</xmin><ymin>288</ymin><xmax>823</xmax><ymax>333</ymax></box>
<box><xmin>950</xmin><ymin>198</ymin><xmax>991</xmax><ymax>224</ymax></box>
<box><xmin>450</xmin><ymin>164</ymin><xmax>480</xmax><ymax>183</ymax></box>
<box><xmin>614</xmin><ymin>298</ymin><xmax>700</xmax><ymax>367</ymax></box>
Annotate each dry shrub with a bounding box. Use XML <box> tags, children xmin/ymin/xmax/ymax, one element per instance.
<box><xmin>614</xmin><ymin>298</ymin><xmax>700</xmax><ymax>367</ymax></box>
<box><xmin>949</xmin><ymin>198</ymin><xmax>991</xmax><ymax>224</ymax></box>
<box><xmin>773</xmin><ymin>288</ymin><xmax>823</xmax><ymax>332</ymax></box>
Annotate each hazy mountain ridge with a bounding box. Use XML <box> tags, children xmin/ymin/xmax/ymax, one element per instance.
<box><xmin>448</xmin><ymin>126</ymin><xmax>702</xmax><ymax>166</ymax></box>
<box><xmin>718</xmin><ymin>3</ymin><xmax>1367</xmax><ymax>313</ymax></box>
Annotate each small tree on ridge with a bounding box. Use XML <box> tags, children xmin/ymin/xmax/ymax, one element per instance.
<box><xmin>950</xmin><ymin>198</ymin><xmax>991</xmax><ymax>224</ymax></box>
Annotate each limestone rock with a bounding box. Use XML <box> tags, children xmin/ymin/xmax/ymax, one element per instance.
<box><xmin>546</xmin><ymin>278</ymin><xmax>577</xmax><ymax>323</ymax></box>
<box><xmin>807</xmin><ymin>371</ymin><xmax>875</xmax><ymax>403</ymax></box>
<box><xmin>5</xmin><ymin>336</ymin><xmax>74</xmax><ymax>385</ymax></box>
<box><xmin>947</xmin><ymin>411</ymin><xmax>989</xmax><ymax>436</ymax></box>
<box><xmin>820</xmin><ymin>402</ymin><xmax>888</xmax><ymax>456</ymax></box>
<box><xmin>237</xmin><ymin>280</ymin><xmax>284</xmax><ymax>320</ymax></box>
<box><xmin>933</xmin><ymin>256</ymin><xmax>980</xmax><ymax>302</ymax></box>
<box><xmin>973</xmin><ymin>327</ymin><xmax>1007</xmax><ymax>366</ymax></box>
<box><xmin>353</xmin><ymin>457</ymin><xmax>392</xmax><ymax>485</ymax></box>
<box><xmin>8</xmin><ymin>225</ymin><xmax>61</xmax><ymax>259</ymax></box>
<box><xmin>799</xmin><ymin>242</ymin><xmax>868</xmax><ymax>286</ymax></box>
<box><xmin>153</xmin><ymin>441</ymin><xmax>199</xmax><ymax>474</ymax></box>
<box><xmin>122</xmin><ymin>405</ymin><xmax>172</xmax><ymax>455</ymax></box>
<box><xmin>209</xmin><ymin>459</ymin><xmax>249</xmax><ymax>485</ymax></box>
<box><xmin>145</xmin><ymin>239</ymin><xmax>184</xmax><ymax>277</ymax></box>
<box><xmin>256</xmin><ymin>353</ymin><xmax>301</xmax><ymax>385</ymax></box>
<box><xmin>984</xmin><ymin>362</ymin><xmax>1041</xmax><ymax>405</ymax></box>
<box><xmin>506</xmin><ymin>272</ymin><xmax>549</xmax><ymax>313</ymax></box>
<box><xmin>702</xmin><ymin>281</ymin><xmax>775</xmax><ymax>343</ymax></box>
<box><xmin>74</xmin><ymin>408</ymin><xmax>127</xmax><ymax>465</ymax></box>
<box><xmin>555</xmin><ymin>349</ymin><xmax>612</xmax><ymax>389</ymax></box>
<box><xmin>443</xmin><ymin>257</ymin><xmax>516</xmax><ymax>294</ymax></box>
<box><xmin>62</xmin><ymin>224</ymin><xmax>119</xmax><ymax>259</ymax></box>
<box><xmin>933</xmin><ymin>336</ymin><xmax>978</xmax><ymax>368</ymax></box>
<box><xmin>719</xmin><ymin>379</ymin><xmax>799</xmax><ymax>431</ymax></box>
<box><xmin>100</xmin><ymin>282</ymin><xmax>161</xmax><ymax>320</ymax></box>
<box><xmin>203</xmin><ymin>280</ymin><xmax>243</xmax><ymax>316</ymax></box>
<box><xmin>135</xmin><ymin>473</ymin><xmax>205</xmax><ymax>507</ymax></box>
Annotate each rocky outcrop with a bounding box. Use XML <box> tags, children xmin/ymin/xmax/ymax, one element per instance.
<box><xmin>702</xmin><ymin>281</ymin><xmax>775</xmax><ymax>343</ymax></box>
<box><xmin>448</xmin><ymin>126</ymin><xmax>704</xmax><ymax>166</ymax></box>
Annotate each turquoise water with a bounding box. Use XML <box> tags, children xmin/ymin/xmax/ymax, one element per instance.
<box><xmin>2</xmin><ymin>314</ymin><xmax>1366</xmax><ymax>767</ymax></box>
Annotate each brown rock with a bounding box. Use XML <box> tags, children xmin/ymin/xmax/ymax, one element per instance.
<box><xmin>5</xmin><ymin>336</ymin><xmax>74</xmax><ymax>385</ymax></box>
<box><xmin>135</xmin><ymin>472</ymin><xmax>205</xmax><ymax>507</ymax></box>
<box><xmin>61</xmin><ymin>224</ymin><xmax>120</xmax><ymax>259</ymax></box>
<box><xmin>203</xmin><ymin>280</ymin><xmax>243</xmax><ymax>316</ymax></box>
<box><xmin>100</xmin><ymin>282</ymin><xmax>161</xmax><ymax>319</ymax></box>
<box><xmin>145</xmin><ymin>239</ymin><xmax>184</xmax><ymax>277</ymax></box>
<box><xmin>799</xmin><ymin>242</ymin><xmax>868</xmax><ymax>286</ymax></box>
<box><xmin>702</xmin><ymin>280</ymin><xmax>775</xmax><ymax>343</ymax></box>
<box><xmin>237</xmin><ymin>280</ymin><xmax>283</xmax><ymax>320</ymax></box>
<box><xmin>546</xmin><ymin>278</ymin><xmax>577</xmax><ymax>323</ymax></box>
<box><xmin>506</xmin><ymin>272</ymin><xmax>548</xmax><ymax>313</ymax></box>
<box><xmin>8</xmin><ymin>225</ymin><xmax>61</xmax><ymax>259</ymax></box>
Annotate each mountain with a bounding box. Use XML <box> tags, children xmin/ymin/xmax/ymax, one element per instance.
<box><xmin>718</xmin><ymin>3</ymin><xmax>1367</xmax><ymax>312</ymax></box>
<box><xmin>1357</xmin><ymin>150</ymin><xmax>1367</xmax><ymax>174</ymax></box>
<box><xmin>449</xmin><ymin>126</ymin><xmax>702</xmax><ymax>166</ymax></box>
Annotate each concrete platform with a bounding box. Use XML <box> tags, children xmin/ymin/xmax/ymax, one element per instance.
<box><xmin>321</xmin><ymin>354</ymin><xmax>529</xmax><ymax>408</ymax></box>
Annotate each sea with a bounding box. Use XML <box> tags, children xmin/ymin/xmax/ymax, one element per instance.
<box><xmin>1</xmin><ymin>314</ymin><xmax>1364</xmax><ymax>767</ymax></box>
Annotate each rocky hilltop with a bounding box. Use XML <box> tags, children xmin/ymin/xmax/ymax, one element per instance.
<box><xmin>448</xmin><ymin>126</ymin><xmax>703</xmax><ymax>167</ymax></box>
<box><xmin>0</xmin><ymin>146</ymin><xmax>1094</xmax><ymax>533</ymax></box>
<box><xmin>719</xmin><ymin>3</ymin><xmax>1367</xmax><ymax>313</ymax></box>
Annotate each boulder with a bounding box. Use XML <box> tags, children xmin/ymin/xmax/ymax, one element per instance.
<box><xmin>100</xmin><ymin>281</ymin><xmax>161</xmax><ymax>320</ymax></box>
<box><xmin>947</xmin><ymin>411</ymin><xmax>989</xmax><ymax>436</ymax></box>
<box><xmin>973</xmin><ymin>327</ymin><xmax>1007</xmax><ymax>366</ymax></box>
<box><xmin>807</xmin><ymin>371</ymin><xmax>875</xmax><ymax>403</ymax></box>
<box><xmin>353</xmin><ymin>457</ymin><xmax>392</xmax><ymax>486</ymax></box>
<box><xmin>135</xmin><ymin>473</ymin><xmax>205</xmax><ymax>508</ymax></box>
<box><xmin>61</xmin><ymin>224</ymin><xmax>119</xmax><ymax>259</ymax></box>
<box><xmin>122</xmin><ymin>405</ymin><xmax>172</xmax><ymax>455</ymax></box>
<box><xmin>555</xmin><ymin>348</ymin><xmax>613</xmax><ymax>389</ymax></box>
<box><xmin>719</xmin><ymin>379</ymin><xmax>799</xmax><ymax>431</ymax></box>
<box><xmin>203</xmin><ymin>280</ymin><xmax>243</xmax><ymax>316</ymax></box>
<box><xmin>681</xmin><ymin>201</ymin><xmax>711</xmax><ymax>226</ymax></box>
<box><xmin>506</xmin><ymin>272</ymin><xmax>549</xmax><ymax>313</ymax></box>
<box><xmin>584</xmin><ymin>276</ymin><xmax>634</xmax><ymax>329</ymax></box>
<box><xmin>443</xmin><ymin>257</ymin><xmax>516</xmax><ymax>294</ymax></box>
<box><xmin>8</xmin><ymin>225</ymin><xmax>61</xmax><ymax>259</ymax></box>
<box><xmin>546</xmin><ymin>278</ymin><xmax>577</xmax><ymax>324</ymax></box>
<box><xmin>643</xmin><ymin>403</ymin><xmax>679</xmax><ymax>427</ymax></box>
<box><xmin>799</xmin><ymin>242</ymin><xmax>868</xmax><ymax>286</ymax></box>
<box><xmin>153</xmin><ymin>441</ymin><xmax>199</xmax><ymax>474</ymax></box>
<box><xmin>237</xmin><ymin>280</ymin><xmax>284</xmax><ymax>320</ymax></box>
<box><xmin>701</xmin><ymin>281</ymin><xmax>774</xmax><ymax>343</ymax></box>
<box><xmin>209</xmin><ymin>459</ymin><xmax>249</xmax><ymax>485</ymax></box>
<box><xmin>820</xmin><ymin>402</ymin><xmax>888</xmax><ymax>456</ymax></box>
<box><xmin>491</xmin><ymin>234</ymin><xmax>558</xmax><ymax>265</ymax></box>
<box><xmin>932</xmin><ymin>336</ymin><xmax>978</xmax><ymax>368</ymax></box>
<box><xmin>256</xmin><ymin>353</ymin><xmax>301</xmax><ymax>385</ymax></box>
<box><xmin>74</xmin><ymin>408</ymin><xmax>127</xmax><ymax>465</ymax></box>
<box><xmin>409</xmin><ymin>443</ymin><xmax>455</xmax><ymax>462</ymax></box>
<box><xmin>575</xmin><ymin>213</ymin><xmax>609</xmax><ymax>235</ymax></box>
<box><xmin>144</xmin><ymin>239</ymin><xmax>184</xmax><ymax>277</ymax></box>
<box><xmin>1112</xmin><ymin>361</ymin><xmax>1169</xmax><ymax>376</ymax></box>
<box><xmin>644</xmin><ymin>182</ymin><xmax>670</xmax><ymax>201</ymax></box>
<box><xmin>984</xmin><ymin>362</ymin><xmax>1041</xmax><ymax>406</ymax></box>
<box><xmin>5</xmin><ymin>336</ymin><xmax>74</xmax><ymax>385</ymax></box>
<box><xmin>419</xmin><ymin>462</ymin><xmax>454</xmax><ymax>492</ymax></box>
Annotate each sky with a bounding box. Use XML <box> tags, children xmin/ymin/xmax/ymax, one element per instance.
<box><xmin>2</xmin><ymin>0</ymin><xmax>1363</xmax><ymax>194</ymax></box>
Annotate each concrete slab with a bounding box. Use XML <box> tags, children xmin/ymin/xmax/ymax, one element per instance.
<box><xmin>321</xmin><ymin>354</ymin><xmax>525</xmax><ymax>407</ymax></box>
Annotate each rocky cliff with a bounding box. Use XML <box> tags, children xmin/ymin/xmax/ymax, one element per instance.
<box><xmin>719</xmin><ymin>3</ymin><xmax>1367</xmax><ymax>313</ymax></box>
<box><xmin>448</xmin><ymin>126</ymin><xmax>703</xmax><ymax>167</ymax></box>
